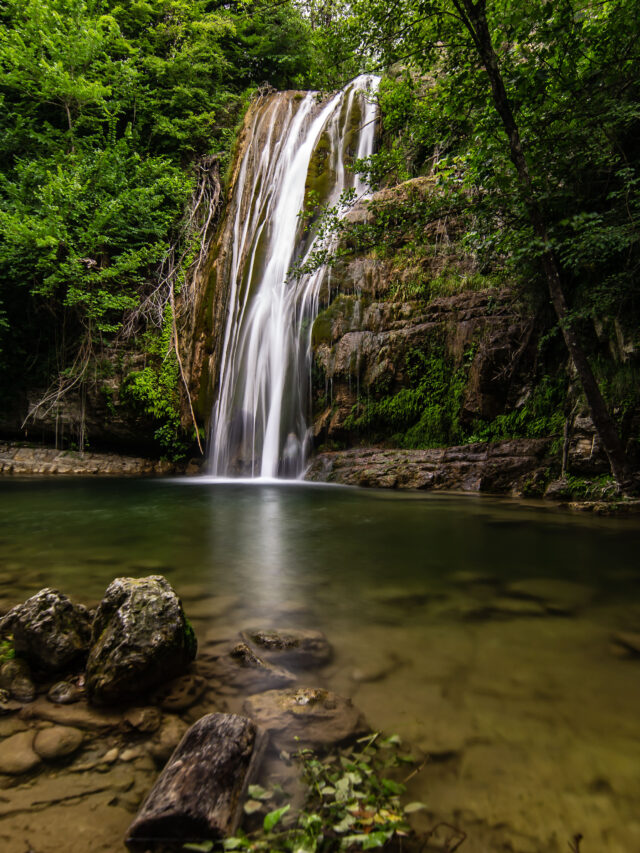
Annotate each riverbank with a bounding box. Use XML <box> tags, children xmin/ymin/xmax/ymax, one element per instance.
<box><xmin>0</xmin><ymin>443</ymin><xmax>193</xmax><ymax>477</ymax></box>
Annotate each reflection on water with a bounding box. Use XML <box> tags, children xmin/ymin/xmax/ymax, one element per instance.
<box><xmin>1</xmin><ymin>478</ymin><xmax>640</xmax><ymax>851</ymax></box>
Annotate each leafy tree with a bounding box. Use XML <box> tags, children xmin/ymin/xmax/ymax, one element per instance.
<box><xmin>350</xmin><ymin>0</ymin><xmax>640</xmax><ymax>487</ymax></box>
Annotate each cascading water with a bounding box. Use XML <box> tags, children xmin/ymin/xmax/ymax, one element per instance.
<box><xmin>209</xmin><ymin>75</ymin><xmax>379</xmax><ymax>478</ymax></box>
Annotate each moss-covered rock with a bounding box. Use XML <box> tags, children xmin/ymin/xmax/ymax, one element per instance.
<box><xmin>0</xmin><ymin>588</ymin><xmax>92</xmax><ymax>672</ymax></box>
<box><xmin>86</xmin><ymin>575</ymin><xmax>196</xmax><ymax>706</ymax></box>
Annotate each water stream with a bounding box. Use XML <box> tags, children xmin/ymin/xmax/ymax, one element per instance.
<box><xmin>209</xmin><ymin>75</ymin><xmax>379</xmax><ymax>477</ymax></box>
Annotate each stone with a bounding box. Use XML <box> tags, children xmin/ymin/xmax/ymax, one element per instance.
<box><xmin>146</xmin><ymin>715</ymin><xmax>190</xmax><ymax>765</ymax></box>
<box><xmin>0</xmin><ymin>658</ymin><xmax>36</xmax><ymax>703</ymax></box>
<box><xmin>154</xmin><ymin>673</ymin><xmax>207</xmax><ymax>711</ymax></box>
<box><xmin>242</xmin><ymin>628</ymin><xmax>333</xmax><ymax>669</ymax></box>
<box><xmin>123</xmin><ymin>706</ymin><xmax>163</xmax><ymax>733</ymax></box>
<box><xmin>0</xmin><ymin>687</ymin><xmax>22</xmax><ymax>714</ymax></box>
<box><xmin>0</xmin><ymin>730</ymin><xmax>41</xmax><ymax>775</ymax></box>
<box><xmin>19</xmin><ymin>696</ymin><xmax>121</xmax><ymax>731</ymax></box>
<box><xmin>85</xmin><ymin>576</ymin><xmax>197</xmax><ymax>705</ymax></box>
<box><xmin>0</xmin><ymin>588</ymin><xmax>92</xmax><ymax>671</ymax></box>
<box><xmin>33</xmin><ymin>725</ymin><xmax>83</xmax><ymax>760</ymax></box>
<box><xmin>503</xmin><ymin>579</ymin><xmax>595</xmax><ymax>614</ymax></box>
<box><xmin>610</xmin><ymin>632</ymin><xmax>640</xmax><ymax>657</ymax></box>
<box><xmin>126</xmin><ymin>713</ymin><xmax>266</xmax><ymax>848</ymax></box>
<box><xmin>210</xmin><ymin>641</ymin><xmax>297</xmax><ymax>693</ymax></box>
<box><xmin>48</xmin><ymin>679</ymin><xmax>83</xmax><ymax>705</ymax></box>
<box><xmin>243</xmin><ymin>687</ymin><xmax>368</xmax><ymax>752</ymax></box>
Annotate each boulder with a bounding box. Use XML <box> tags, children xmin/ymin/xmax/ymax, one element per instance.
<box><xmin>0</xmin><ymin>588</ymin><xmax>92</xmax><ymax>671</ymax></box>
<box><xmin>0</xmin><ymin>730</ymin><xmax>41</xmax><ymax>775</ymax></box>
<box><xmin>0</xmin><ymin>658</ymin><xmax>36</xmax><ymax>703</ymax></box>
<box><xmin>242</xmin><ymin>628</ymin><xmax>332</xmax><ymax>669</ymax></box>
<box><xmin>243</xmin><ymin>687</ymin><xmax>368</xmax><ymax>752</ymax></box>
<box><xmin>85</xmin><ymin>576</ymin><xmax>196</xmax><ymax>705</ymax></box>
<box><xmin>33</xmin><ymin>725</ymin><xmax>83</xmax><ymax>760</ymax></box>
<box><xmin>47</xmin><ymin>679</ymin><xmax>82</xmax><ymax>705</ymax></box>
<box><xmin>126</xmin><ymin>713</ymin><xmax>266</xmax><ymax>848</ymax></box>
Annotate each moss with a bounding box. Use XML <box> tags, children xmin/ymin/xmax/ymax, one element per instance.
<box><xmin>0</xmin><ymin>638</ymin><xmax>16</xmax><ymax>665</ymax></box>
<box><xmin>312</xmin><ymin>295</ymin><xmax>360</xmax><ymax>346</ymax></box>
<box><xmin>183</xmin><ymin>618</ymin><xmax>197</xmax><ymax>659</ymax></box>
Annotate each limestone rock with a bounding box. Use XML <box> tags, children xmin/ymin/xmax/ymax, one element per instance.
<box><xmin>123</xmin><ymin>706</ymin><xmax>162</xmax><ymax>733</ymax></box>
<box><xmin>48</xmin><ymin>679</ymin><xmax>82</xmax><ymax>704</ymax></box>
<box><xmin>33</xmin><ymin>725</ymin><xmax>83</xmax><ymax>760</ymax></box>
<box><xmin>146</xmin><ymin>715</ymin><xmax>190</xmax><ymax>765</ymax></box>
<box><xmin>155</xmin><ymin>673</ymin><xmax>207</xmax><ymax>711</ymax></box>
<box><xmin>0</xmin><ymin>730</ymin><xmax>41</xmax><ymax>775</ymax></box>
<box><xmin>0</xmin><ymin>588</ymin><xmax>91</xmax><ymax>671</ymax></box>
<box><xmin>19</xmin><ymin>696</ymin><xmax>121</xmax><ymax>731</ymax></box>
<box><xmin>85</xmin><ymin>576</ymin><xmax>197</xmax><ymax>705</ymax></box>
<box><xmin>208</xmin><ymin>641</ymin><xmax>297</xmax><ymax>693</ymax></box>
<box><xmin>0</xmin><ymin>658</ymin><xmax>36</xmax><ymax>703</ymax></box>
<box><xmin>504</xmin><ymin>579</ymin><xmax>595</xmax><ymax>614</ymax></box>
<box><xmin>243</xmin><ymin>687</ymin><xmax>368</xmax><ymax>751</ymax></box>
<box><xmin>242</xmin><ymin>628</ymin><xmax>332</xmax><ymax>669</ymax></box>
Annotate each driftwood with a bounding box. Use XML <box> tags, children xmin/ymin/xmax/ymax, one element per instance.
<box><xmin>126</xmin><ymin>713</ymin><xmax>266</xmax><ymax>850</ymax></box>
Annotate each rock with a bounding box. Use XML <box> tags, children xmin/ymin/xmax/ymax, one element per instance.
<box><xmin>503</xmin><ymin>579</ymin><xmax>595</xmax><ymax>614</ymax></box>
<box><xmin>154</xmin><ymin>673</ymin><xmax>207</xmax><ymax>711</ymax></box>
<box><xmin>19</xmin><ymin>696</ymin><xmax>121</xmax><ymax>731</ymax></box>
<box><xmin>33</xmin><ymin>725</ymin><xmax>83</xmax><ymax>760</ymax></box>
<box><xmin>123</xmin><ymin>706</ymin><xmax>163</xmax><ymax>733</ymax></box>
<box><xmin>0</xmin><ymin>588</ymin><xmax>92</xmax><ymax>671</ymax></box>
<box><xmin>242</xmin><ymin>628</ymin><xmax>333</xmax><ymax>669</ymax></box>
<box><xmin>0</xmin><ymin>658</ymin><xmax>35</xmax><ymax>703</ymax></box>
<box><xmin>102</xmin><ymin>747</ymin><xmax>119</xmax><ymax>764</ymax></box>
<box><xmin>0</xmin><ymin>730</ymin><xmax>41</xmax><ymax>775</ymax></box>
<box><xmin>120</xmin><ymin>747</ymin><xmax>143</xmax><ymax>762</ymax></box>
<box><xmin>85</xmin><ymin>576</ymin><xmax>197</xmax><ymax>705</ymax></box>
<box><xmin>243</xmin><ymin>687</ymin><xmax>368</xmax><ymax>752</ymax></box>
<box><xmin>610</xmin><ymin>632</ymin><xmax>640</xmax><ymax>657</ymax></box>
<box><xmin>460</xmin><ymin>597</ymin><xmax>547</xmax><ymax>620</ymax></box>
<box><xmin>48</xmin><ymin>679</ymin><xmax>82</xmax><ymax>704</ymax></box>
<box><xmin>146</xmin><ymin>715</ymin><xmax>190</xmax><ymax>765</ymax></box>
<box><xmin>0</xmin><ymin>687</ymin><xmax>22</xmax><ymax>714</ymax></box>
<box><xmin>210</xmin><ymin>641</ymin><xmax>297</xmax><ymax>693</ymax></box>
<box><xmin>126</xmin><ymin>713</ymin><xmax>266</xmax><ymax>849</ymax></box>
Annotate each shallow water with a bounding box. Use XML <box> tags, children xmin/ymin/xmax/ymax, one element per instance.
<box><xmin>1</xmin><ymin>478</ymin><xmax>639</xmax><ymax>852</ymax></box>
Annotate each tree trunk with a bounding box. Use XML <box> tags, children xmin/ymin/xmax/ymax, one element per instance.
<box><xmin>453</xmin><ymin>0</ymin><xmax>631</xmax><ymax>489</ymax></box>
<box><xmin>126</xmin><ymin>713</ymin><xmax>266</xmax><ymax>850</ymax></box>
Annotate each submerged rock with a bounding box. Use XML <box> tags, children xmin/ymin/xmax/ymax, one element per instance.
<box><xmin>85</xmin><ymin>576</ymin><xmax>196</xmax><ymax>705</ymax></box>
<box><xmin>0</xmin><ymin>730</ymin><xmax>42</xmax><ymax>775</ymax></box>
<box><xmin>610</xmin><ymin>631</ymin><xmax>640</xmax><ymax>658</ymax></box>
<box><xmin>154</xmin><ymin>673</ymin><xmax>207</xmax><ymax>711</ymax></box>
<box><xmin>503</xmin><ymin>578</ymin><xmax>595</xmax><ymax>614</ymax></box>
<box><xmin>33</xmin><ymin>725</ymin><xmax>83</xmax><ymax>761</ymax></box>
<box><xmin>243</xmin><ymin>687</ymin><xmax>368</xmax><ymax>751</ymax></box>
<box><xmin>0</xmin><ymin>588</ymin><xmax>92</xmax><ymax>672</ymax></box>
<box><xmin>242</xmin><ymin>628</ymin><xmax>332</xmax><ymax>669</ymax></box>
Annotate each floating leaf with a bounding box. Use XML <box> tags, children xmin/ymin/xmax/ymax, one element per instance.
<box><xmin>263</xmin><ymin>804</ymin><xmax>290</xmax><ymax>831</ymax></box>
<box><xmin>403</xmin><ymin>801</ymin><xmax>427</xmax><ymax>813</ymax></box>
<box><xmin>248</xmin><ymin>784</ymin><xmax>272</xmax><ymax>801</ymax></box>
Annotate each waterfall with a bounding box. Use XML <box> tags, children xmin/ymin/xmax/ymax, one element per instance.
<box><xmin>209</xmin><ymin>74</ymin><xmax>379</xmax><ymax>478</ymax></box>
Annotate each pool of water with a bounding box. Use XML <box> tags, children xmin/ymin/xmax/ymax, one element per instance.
<box><xmin>1</xmin><ymin>478</ymin><xmax>639</xmax><ymax>852</ymax></box>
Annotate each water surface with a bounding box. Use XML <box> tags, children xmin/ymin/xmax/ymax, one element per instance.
<box><xmin>1</xmin><ymin>479</ymin><xmax>639</xmax><ymax>852</ymax></box>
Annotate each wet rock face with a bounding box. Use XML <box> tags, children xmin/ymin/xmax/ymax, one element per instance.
<box><xmin>0</xmin><ymin>588</ymin><xmax>92</xmax><ymax>672</ymax></box>
<box><xmin>86</xmin><ymin>576</ymin><xmax>197</xmax><ymax>706</ymax></box>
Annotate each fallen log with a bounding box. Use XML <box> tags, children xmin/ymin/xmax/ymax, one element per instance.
<box><xmin>126</xmin><ymin>713</ymin><xmax>266</xmax><ymax>850</ymax></box>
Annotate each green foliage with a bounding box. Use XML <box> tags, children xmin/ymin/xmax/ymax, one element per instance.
<box><xmin>190</xmin><ymin>733</ymin><xmax>421</xmax><ymax>853</ymax></box>
<box><xmin>0</xmin><ymin>0</ymin><xmax>357</xmax><ymax>430</ymax></box>
<box><xmin>0</xmin><ymin>638</ymin><xmax>16</xmax><ymax>665</ymax></box>
<box><xmin>122</xmin><ymin>305</ymin><xmax>187</xmax><ymax>458</ymax></box>
<box><xmin>344</xmin><ymin>344</ymin><xmax>470</xmax><ymax>447</ymax></box>
<box><xmin>468</xmin><ymin>376</ymin><xmax>567</xmax><ymax>444</ymax></box>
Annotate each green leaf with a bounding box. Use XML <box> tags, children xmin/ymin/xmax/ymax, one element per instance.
<box><xmin>362</xmin><ymin>830</ymin><xmax>392</xmax><ymax>849</ymax></box>
<box><xmin>333</xmin><ymin>814</ymin><xmax>356</xmax><ymax>833</ymax></box>
<box><xmin>248</xmin><ymin>784</ymin><xmax>272</xmax><ymax>801</ymax></box>
<box><xmin>263</xmin><ymin>804</ymin><xmax>290</xmax><ymax>832</ymax></box>
<box><xmin>183</xmin><ymin>843</ymin><xmax>213</xmax><ymax>852</ymax></box>
<box><xmin>243</xmin><ymin>799</ymin><xmax>263</xmax><ymax>815</ymax></box>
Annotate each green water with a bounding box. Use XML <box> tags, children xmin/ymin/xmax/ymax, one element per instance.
<box><xmin>1</xmin><ymin>479</ymin><xmax>639</xmax><ymax>852</ymax></box>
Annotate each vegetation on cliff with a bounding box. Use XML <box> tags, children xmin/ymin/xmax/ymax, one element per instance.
<box><xmin>0</xmin><ymin>0</ymin><xmax>355</xmax><ymax>456</ymax></box>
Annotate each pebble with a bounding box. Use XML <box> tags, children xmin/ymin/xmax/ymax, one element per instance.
<box><xmin>33</xmin><ymin>725</ymin><xmax>83</xmax><ymax>760</ymax></box>
<box><xmin>0</xmin><ymin>730</ymin><xmax>42</xmax><ymax>775</ymax></box>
